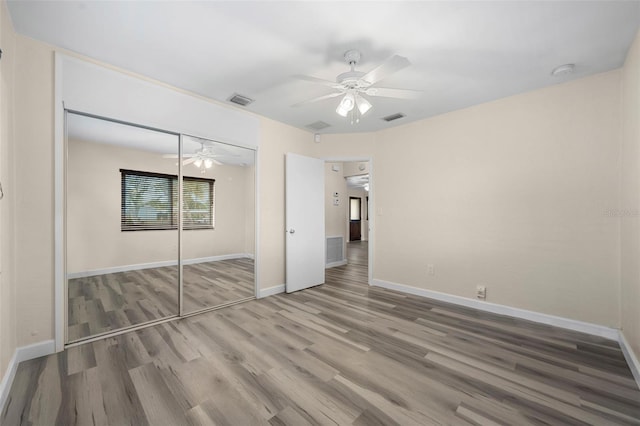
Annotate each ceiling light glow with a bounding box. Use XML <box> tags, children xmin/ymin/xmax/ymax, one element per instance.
<box><xmin>356</xmin><ymin>95</ymin><xmax>372</xmax><ymax>115</ymax></box>
<box><xmin>336</xmin><ymin>93</ymin><xmax>355</xmax><ymax>117</ymax></box>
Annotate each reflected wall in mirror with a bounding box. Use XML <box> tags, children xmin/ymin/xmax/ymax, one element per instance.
<box><xmin>66</xmin><ymin>113</ymin><xmax>180</xmax><ymax>342</ymax></box>
<box><xmin>180</xmin><ymin>136</ymin><xmax>255</xmax><ymax>314</ymax></box>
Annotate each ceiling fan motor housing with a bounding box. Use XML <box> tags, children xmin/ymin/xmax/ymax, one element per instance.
<box><xmin>337</xmin><ymin>71</ymin><xmax>367</xmax><ymax>88</ymax></box>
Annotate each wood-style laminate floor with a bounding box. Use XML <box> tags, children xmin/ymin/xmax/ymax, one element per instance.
<box><xmin>68</xmin><ymin>258</ymin><xmax>254</xmax><ymax>341</ymax></box>
<box><xmin>4</xmin><ymin>241</ymin><xmax>640</xmax><ymax>425</ymax></box>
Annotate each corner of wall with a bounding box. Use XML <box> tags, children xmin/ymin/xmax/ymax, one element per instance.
<box><xmin>620</xmin><ymin>28</ymin><xmax>640</xmax><ymax>364</ymax></box>
<box><xmin>0</xmin><ymin>0</ymin><xmax>18</xmax><ymax>401</ymax></box>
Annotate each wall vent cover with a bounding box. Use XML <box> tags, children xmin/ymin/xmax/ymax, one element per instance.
<box><xmin>326</xmin><ymin>236</ymin><xmax>344</xmax><ymax>265</ymax></box>
<box><xmin>306</xmin><ymin>121</ymin><xmax>331</xmax><ymax>131</ymax></box>
<box><xmin>382</xmin><ymin>113</ymin><xmax>406</xmax><ymax>122</ymax></box>
<box><xmin>228</xmin><ymin>93</ymin><xmax>254</xmax><ymax>107</ymax></box>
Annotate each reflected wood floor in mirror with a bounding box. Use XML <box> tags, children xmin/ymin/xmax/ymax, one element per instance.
<box><xmin>5</xmin><ymin>241</ymin><xmax>640</xmax><ymax>425</ymax></box>
<box><xmin>67</xmin><ymin>258</ymin><xmax>254</xmax><ymax>341</ymax></box>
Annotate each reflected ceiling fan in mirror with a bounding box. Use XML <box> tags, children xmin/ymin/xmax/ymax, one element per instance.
<box><xmin>163</xmin><ymin>142</ymin><xmax>234</xmax><ymax>173</ymax></box>
<box><xmin>293</xmin><ymin>50</ymin><xmax>421</xmax><ymax>124</ymax></box>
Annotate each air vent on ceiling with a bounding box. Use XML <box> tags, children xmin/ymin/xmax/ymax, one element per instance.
<box><xmin>382</xmin><ymin>113</ymin><xmax>406</xmax><ymax>122</ymax></box>
<box><xmin>306</xmin><ymin>121</ymin><xmax>331</xmax><ymax>131</ymax></box>
<box><xmin>228</xmin><ymin>93</ymin><xmax>254</xmax><ymax>107</ymax></box>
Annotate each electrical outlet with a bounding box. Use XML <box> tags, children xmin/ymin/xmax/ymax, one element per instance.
<box><xmin>476</xmin><ymin>285</ymin><xmax>486</xmax><ymax>300</ymax></box>
<box><xmin>427</xmin><ymin>264</ymin><xmax>435</xmax><ymax>276</ymax></box>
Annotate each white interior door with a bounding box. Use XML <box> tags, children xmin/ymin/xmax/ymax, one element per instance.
<box><xmin>286</xmin><ymin>153</ymin><xmax>325</xmax><ymax>293</ymax></box>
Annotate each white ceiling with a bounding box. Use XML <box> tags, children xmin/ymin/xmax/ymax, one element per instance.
<box><xmin>8</xmin><ymin>1</ymin><xmax>640</xmax><ymax>134</ymax></box>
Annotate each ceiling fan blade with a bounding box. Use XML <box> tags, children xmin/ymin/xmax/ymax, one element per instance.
<box><xmin>212</xmin><ymin>159</ymin><xmax>223</xmax><ymax>166</ymax></box>
<box><xmin>183</xmin><ymin>157</ymin><xmax>197</xmax><ymax>165</ymax></box>
<box><xmin>360</xmin><ymin>55</ymin><xmax>410</xmax><ymax>85</ymax></box>
<box><xmin>365</xmin><ymin>87</ymin><xmax>421</xmax><ymax>99</ymax></box>
<box><xmin>292</xmin><ymin>74</ymin><xmax>342</xmax><ymax>88</ymax></box>
<box><xmin>292</xmin><ymin>91</ymin><xmax>344</xmax><ymax>107</ymax></box>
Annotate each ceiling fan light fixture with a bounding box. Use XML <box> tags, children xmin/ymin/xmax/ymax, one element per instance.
<box><xmin>336</xmin><ymin>93</ymin><xmax>355</xmax><ymax>117</ymax></box>
<box><xmin>356</xmin><ymin>95</ymin><xmax>372</xmax><ymax>115</ymax></box>
<box><xmin>204</xmin><ymin>159</ymin><xmax>213</xmax><ymax>169</ymax></box>
<box><xmin>194</xmin><ymin>159</ymin><xmax>203</xmax><ymax>168</ymax></box>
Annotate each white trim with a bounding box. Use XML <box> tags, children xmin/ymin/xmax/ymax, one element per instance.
<box><xmin>371</xmin><ymin>279</ymin><xmax>620</xmax><ymax>341</ymax></box>
<box><xmin>326</xmin><ymin>259</ymin><xmax>348</xmax><ymax>268</ymax></box>
<box><xmin>66</xmin><ymin>254</ymin><xmax>252</xmax><ymax>279</ymax></box>
<box><xmin>54</xmin><ymin>53</ymin><xmax>65</xmax><ymax>353</ymax></box>
<box><xmin>0</xmin><ymin>340</ymin><xmax>55</xmax><ymax>413</ymax></box>
<box><xmin>258</xmin><ymin>284</ymin><xmax>285</xmax><ymax>298</ymax></box>
<box><xmin>0</xmin><ymin>352</ymin><xmax>17</xmax><ymax>415</ymax></box>
<box><xmin>618</xmin><ymin>331</ymin><xmax>640</xmax><ymax>388</ymax></box>
<box><xmin>15</xmin><ymin>340</ymin><xmax>56</xmax><ymax>363</ymax></box>
<box><xmin>253</xmin><ymin>145</ymin><xmax>260</xmax><ymax>299</ymax></box>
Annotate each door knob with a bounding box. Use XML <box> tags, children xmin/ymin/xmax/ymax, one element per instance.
<box><xmin>289</xmin><ymin>228</ymin><xmax>296</xmax><ymax>234</ymax></box>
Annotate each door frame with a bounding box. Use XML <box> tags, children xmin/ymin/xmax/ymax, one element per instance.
<box><xmin>321</xmin><ymin>156</ymin><xmax>374</xmax><ymax>286</ymax></box>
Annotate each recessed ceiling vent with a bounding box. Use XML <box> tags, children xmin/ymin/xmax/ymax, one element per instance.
<box><xmin>227</xmin><ymin>93</ymin><xmax>254</xmax><ymax>107</ymax></box>
<box><xmin>306</xmin><ymin>121</ymin><xmax>331</xmax><ymax>131</ymax></box>
<box><xmin>382</xmin><ymin>113</ymin><xmax>406</xmax><ymax>122</ymax></box>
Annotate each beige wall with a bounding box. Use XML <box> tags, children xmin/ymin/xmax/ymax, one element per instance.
<box><xmin>621</xmin><ymin>30</ymin><xmax>640</xmax><ymax>357</ymax></box>
<box><xmin>13</xmin><ymin>35</ymin><xmax>54</xmax><ymax>347</ymax></box>
<box><xmin>325</xmin><ymin>162</ymin><xmax>348</xmax><ymax>243</ymax></box>
<box><xmin>256</xmin><ymin>118</ymin><xmax>313</xmax><ymax>290</ymax></box>
<box><xmin>343</xmin><ymin>161</ymin><xmax>369</xmax><ymax>177</ymax></box>
<box><xmin>374</xmin><ymin>71</ymin><xmax>622</xmax><ymax>327</ymax></box>
<box><xmin>0</xmin><ymin>0</ymin><xmax>16</xmax><ymax>381</ymax></box>
<box><xmin>67</xmin><ymin>138</ymin><xmax>253</xmax><ymax>273</ymax></box>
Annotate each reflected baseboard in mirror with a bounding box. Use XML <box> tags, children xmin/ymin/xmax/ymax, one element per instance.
<box><xmin>67</xmin><ymin>258</ymin><xmax>255</xmax><ymax>341</ymax></box>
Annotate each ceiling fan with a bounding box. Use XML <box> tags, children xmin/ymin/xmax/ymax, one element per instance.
<box><xmin>293</xmin><ymin>50</ymin><xmax>420</xmax><ymax>123</ymax></box>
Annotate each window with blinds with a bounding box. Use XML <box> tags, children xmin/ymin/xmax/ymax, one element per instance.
<box><xmin>121</xmin><ymin>169</ymin><xmax>215</xmax><ymax>231</ymax></box>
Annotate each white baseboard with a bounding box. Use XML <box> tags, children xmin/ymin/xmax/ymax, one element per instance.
<box><xmin>67</xmin><ymin>253</ymin><xmax>252</xmax><ymax>279</ymax></box>
<box><xmin>618</xmin><ymin>331</ymin><xmax>640</xmax><ymax>389</ymax></box>
<box><xmin>0</xmin><ymin>339</ymin><xmax>55</xmax><ymax>414</ymax></box>
<box><xmin>0</xmin><ymin>352</ymin><xmax>18</xmax><ymax>415</ymax></box>
<box><xmin>371</xmin><ymin>279</ymin><xmax>620</xmax><ymax>341</ymax></box>
<box><xmin>326</xmin><ymin>259</ymin><xmax>348</xmax><ymax>269</ymax></box>
<box><xmin>258</xmin><ymin>284</ymin><xmax>285</xmax><ymax>298</ymax></box>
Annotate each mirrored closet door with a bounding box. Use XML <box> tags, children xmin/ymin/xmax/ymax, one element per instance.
<box><xmin>66</xmin><ymin>113</ymin><xmax>181</xmax><ymax>342</ymax></box>
<box><xmin>66</xmin><ymin>112</ymin><xmax>256</xmax><ymax>343</ymax></box>
<box><xmin>181</xmin><ymin>136</ymin><xmax>255</xmax><ymax>314</ymax></box>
